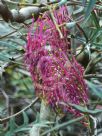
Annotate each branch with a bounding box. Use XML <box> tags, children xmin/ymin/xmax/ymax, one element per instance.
<box><xmin>0</xmin><ymin>0</ymin><xmax>102</xmax><ymax>23</ymax></box>
<box><xmin>0</xmin><ymin>0</ymin><xmax>47</xmax><ymax>23</ymax></box>
<box><xmin>0</xmin><ymin>97</ymin><xmax>39</xmax><ymax>123</ymax></box>
<box><xmin>0</xmin><ymin>0</ymin><xmax>13</xmax><ymax>22</ymax></box>
<box><xmin>84</xmin><ymin>74</ymin><xmax>102</xmax><ymax>78</ymax></box>
<box><xmin>10</xmin><ymin>7</ymin><xmax>44</xmax><ymax>23</ymax></box>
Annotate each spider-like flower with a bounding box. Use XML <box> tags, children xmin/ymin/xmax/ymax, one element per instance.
<box><xmin>25</xmin><ymin>6</ymin><xmax>88</xmax><ymax>117</ymax></box>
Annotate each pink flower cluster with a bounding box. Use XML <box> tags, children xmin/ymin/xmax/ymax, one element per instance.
<box><xmin>25</xmin><ymin>6</ymin><xmax>88</xmax><ymax>116</ymax></box>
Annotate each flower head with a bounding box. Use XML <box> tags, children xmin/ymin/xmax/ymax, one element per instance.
<box><xmin>25</xmin><ymin>6</ymin><xmax>88</xmax><ymax>117</ymax></box>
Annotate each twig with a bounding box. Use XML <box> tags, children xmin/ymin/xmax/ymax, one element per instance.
<box><xmin>0</xmin><ymin>97</ymin><xmax>39</xmax><ymax>123</ymax></box>
<box><xmin>48</xmin><ymin>5</ymin><xmax>63</xmax><ymax>39</ymax></box>
<box><xmin>84</xmin><ymin>74</ymin><xmax>102</xmax><ymax>78</ymax></box>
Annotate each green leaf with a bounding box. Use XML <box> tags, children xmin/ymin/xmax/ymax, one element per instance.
<box><xmin>86</xmin><ymin>80</ymin><xmax>102</xmax><ymax>99</ymax></box>
<box><xmin>91</xmin><ymin>11</ymin><xmax>100</xmax><ymax>28</ymax></box>
<box><xmin>0</xmin><ymin>52</ymin><xmax>11</xmax><ymax>61</ymax></box>
<box><xmin>90</xmin><ymin>28</ymin><xmax>102</xmax><ymax>42</ymax></box>
<box><xmin>34</xmin><ymin>121</ymin><xmax>54</xmax><ymax>128</ymax></box>
<box><xmin>5</xmin><ymin>117</ymin><xmax>17</xmax><ymax>136</ymax></box>
<box><xmin>73</xmin><ymin>7</ymin><xmax>84</xmax><ymax>15</ymax></box>
<box><xmin>93</xmin><ymin>42</ymin><xmax>102</xmax><ymax>47</ymax></box>
<box><xmin>9</xmin><ymin>118</ymin><xmax>16</xmax><ymax>132</ymax></box>
<box><xmin>66</xmin><ymin>22</ymin><xmax>76</xmax><ymax>29</ymax></box>
<box><xmin>58</xmin><ymin>0</ymin><xmax>67</xmax><ymax>6</ymax></box>
<box><xmin>61</xmin><ymin>102</ymin><xmax>102</xmax><ymax>115</ymax></box>
<box><xmin>85</xmin><ymin>0</ymin><xmax>96</xmax><ymax>19</ymax></box>
<box><xmin>0</xmin><ymin>41</ymin><xmax>18</xmax><ymax>49</ymax></box>
<box><xmin>22</xmin><ymin>111</ymin><xmax>29</xmax><ymax>126</ymax></box>
<box><xmin>82</xmin><ymin>0</ymin><xmax>87</xmax><ymax>6</ymax></box>
<box><xmin>41</xmin><ymin>116</ymin><xmax>84</xmax><ymax>136</ymax></box>
<box><xmin>5</xmin><ymin>131</ymin><xmax>14</xmax><ymax>136</ymax></box>
<box><xmin>15</xmin><ymin>127</ymin><xmax>30</xmax><ymax>133</ymax></box>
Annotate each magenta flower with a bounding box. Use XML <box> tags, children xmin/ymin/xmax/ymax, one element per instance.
<box><xmin>25</xmin><ymin>6</ymin><xmax>88</xmax><ymax>117</ymax></box>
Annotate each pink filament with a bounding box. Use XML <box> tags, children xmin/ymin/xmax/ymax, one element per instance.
<box><xmin>25</xmin><ymin>6</ymin><xmax>88</xmax><ymax>116</ymax></box>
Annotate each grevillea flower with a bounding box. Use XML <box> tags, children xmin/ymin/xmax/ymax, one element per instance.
<box><xmin>25</xmin><ymin>6</ymin><xmax>88</xmax><ymax>117</ymax></box>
